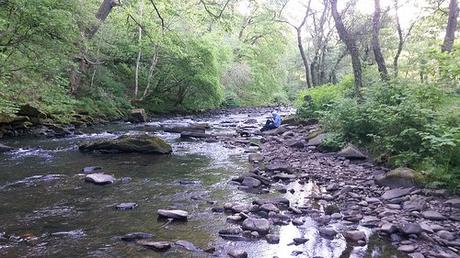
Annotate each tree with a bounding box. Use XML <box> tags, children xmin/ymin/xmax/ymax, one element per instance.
<box><xmin>393</xmin><ymin>0</ymin><xmax>417</xmax><ymax>78</ymax></box>
<box><xmin>330</xmin><ymin>0</ymin><xmax>362</xmax><ymax>98</ymax></box>
<box><xmin>441</xmin><ymin>0</ymin><xmax>458</xmax><ymax>52</ymax></box>
<box><xmin>372</xmin><ymin>0</ymin><xmax>388</xmax><ymax>80</ymax></box>
<box><xmin>277</xmin><ymin>0</ymin><xmax>313</xmax><ymax>88</ymax></box>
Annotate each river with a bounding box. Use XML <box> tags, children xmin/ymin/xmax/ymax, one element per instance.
<box><xmin>0</xmin><ymin>108</ymin><xmax>404</xmax><ymax>258</ymax></box>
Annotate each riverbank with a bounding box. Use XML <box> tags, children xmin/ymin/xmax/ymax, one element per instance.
<box><xmin>222</xmin><ymin>119</ymin><xmax>460</xmax><ymax>257</ymax></box>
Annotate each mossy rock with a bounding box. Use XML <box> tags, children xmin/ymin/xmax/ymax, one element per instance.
<box><xmin>375</xmin><ymin>167</ymin><xmax>420</xmax><ymax>188</ymax></box>
<box><xmin>79</xmin><ymin>134</ymin><xmax>172</xmax><ymax>154</ymax></box>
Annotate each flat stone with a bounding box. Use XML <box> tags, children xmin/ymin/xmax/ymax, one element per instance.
<box><xmin>260</xmin><ymin>203</ymin><xmax>279</xmax><ymax>213</ymax></box>
<box><xmin>382</xmin><ymin>188</ymin><xmax>412</xmax><ymax>200</ymax></box>
<box><xmin>399</xmin><ymin>223</ymin><xmax>422</xmax><ymax>235</ymax></box>
<box><xmin>422</xmin><ymin>210</ymin><xmax>446</xmax><ymax>221</ymax></box>
<box><xmin>437</xmin><ymin>230</ymin><xmax>456</xmax><ymax>241</ymax></box>
<box><xmin>266</xmin><ymin>233</ymin><xmax>280</xmax><ymax>244</ymax></box>
<box><xmin>137</xmin><ymin>240</ymin><xmax>171</xmax><ymax>251</ymax></box>
<box><xmin>82</xmin><ymin>166</ymin><xmax>102</xmax><ymax>173</ymax></box>
<box><xmin>403</xmin><ymin>198</ymin><xmax>426</xmax><ymax>212</ymax></box>
<box><xmin>157</xmin><ymin>209</ymin><xmax>188</xmax><ymax>221</ymax></box>
<box><xmin>319</xmin><ymin>227</ymin><xmax>337</xmax><ymax>238</ymax></box>
<box><xmin>398</xmin><ymin>245</ymin><xmax>416</xmax><ymax>252</ymax></box>
<box><xmin>273</xmin><ymin>173</ymin><xmax>296</xmax><ymax>180</ymax></box>
<box><xmin>337</xmin><ymin>144</ymin><xmax>367</xmax><ymax>159</ymax></box>
<box><xmin>175</xmin><ymin>240</ymin><xmax>200</xmax><ymax>251</ymax></box>
<box><xmin>84</xmin><ymin>173</ymin><xmax>115</xmax><ymax>185</ymax></box>
<box><xmin>242</xmin><ymin>218</ymin><xmax>270</xmax><ymax>234</ymax></box>
<box><xmin>115</xmin><ymin>202</ymin><xmax>138</xmax><ymax>210</ymax></box>
<box><xmin>293</xmin><ymin>237</ymin><xmax>308</xmax><ymax>245</ymax></box>
<box><xmin>121</xmin><ymin>232</ymin><xmax>153</xmax><ymax>241</ymax></box>
<box><xmin>219</xmin><ymin>228</ymin><xmax>243</xmax><ymax>235</ymax></box>
<box><xmin>445</xmin><ymin>198</ymin><xmax>460</xmax><ymax>208</ymax></box>
<box><xmin>228</xmin><ymin>249</ymin><xmax>248</xmax><ymax>258</ymax></box>
<box><xmin>242</xmin><ymin>177</ymin><xmax>261</xmax><ymax>188</ymax></box>
<box><xmin>344</xmin><ymin>230</ymin><xmax>366</xmax><ymax>242</ymax></box>
<box><xmin>380</xmin><ymin>223</ymin><xmax>398</xmax><ymax>234</ymax></box>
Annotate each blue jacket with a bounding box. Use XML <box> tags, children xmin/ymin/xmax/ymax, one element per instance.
<box><xmin>273</xmin><ymin>114</ymin><xmax>282</xmax><ymax>128</ymax></box>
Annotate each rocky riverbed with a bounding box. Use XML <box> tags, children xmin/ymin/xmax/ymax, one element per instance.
<box><xmin>0</xmin><ymin>107</ymin><xmax>459</xmax><ymax>257</ymax></box>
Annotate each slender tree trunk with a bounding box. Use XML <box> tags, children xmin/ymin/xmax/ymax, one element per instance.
<box><xmin>372</xmin><ymin>0</ymin><xmax>388</xmax><ymax>80</ymax></box>
<box><xmin>134</xmin><ymin>0</ymin><xmax>144</xmax><ymax>99</ymax></box>
<box><xmin>70</xmin><ymin>0</ymin><xmax>119</xmax><ymax>94</ymax></box>
<box><xmin>442</xmin><ymin>0</ymin><xmax>459</xmax><ymax>53</ymax></box>
<box><xmin>393</xmin><ymin>0</ymin><xmax>403</xmax><ymax>78</ymax></box>
<box><xmin>330</xmin><ymin>0</ymin><xmax>362</xmax><ymax>98</ymax></box>
<box><xmin>297</xmin><ymin>28</ymin><xmax>312</xmax><ymax>88</ymax></box>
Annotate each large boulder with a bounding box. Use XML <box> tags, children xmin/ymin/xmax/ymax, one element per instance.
<box><xmin>306</xmin><ymin>133</ymin><xmax>326</xmax><ymax>146</ymax></box>
<box><xmin>337</xmin><ymin>144</ymin><xmax>367</xmax><ymax>159</ymax></box>
<box><xmin>17</xmin><ymin>104</ymin><xmax>47</xmax><ymax>119</ymax></box>
<box><xmin>79</xmin><ymin>134</ymin><xmax>172</xmax><ymax>154</ymax></box>
<box><xmin>375</xmin><ymin>167</ymin><xmax>417</xmax><ymax>188</ymax></box>
<box><xmin>242</xmin><ymin>218</ymin><xmax>270</xmax><ymax>234</ymax></box>
<box><xmin>127</xmin><ymin>109</ymin><xmax>147</xmax><ymax>123</ymax></box>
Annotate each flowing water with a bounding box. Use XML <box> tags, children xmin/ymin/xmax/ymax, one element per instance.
<box><xmin>0</xmin><ymin>109</ymin><xmax>404</xmax><ymax>258</ymax></box>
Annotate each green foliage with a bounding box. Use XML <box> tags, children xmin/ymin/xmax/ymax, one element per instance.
<box><xmin>295</xmin><ymin>75</ymin><xmax>353</xmax><ymax>119</ymax></box>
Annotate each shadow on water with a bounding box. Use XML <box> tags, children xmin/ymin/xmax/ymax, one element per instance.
<box><xmin>0</xmin><ymin>110</ymin><xmax>407</xmax><ymax>257</ymax></box>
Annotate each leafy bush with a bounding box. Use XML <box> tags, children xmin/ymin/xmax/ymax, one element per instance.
<box><xmin>296</xmin><ymin>75</ymin><xmax>353</xmax><ymax>119</ymax></box>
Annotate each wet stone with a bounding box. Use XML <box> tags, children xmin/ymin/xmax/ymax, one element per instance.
<box><xmin>121</xmin><ymin>232</ymin><xmax>153</xmax><ymax>242</ymax></box>
<box><xmin>228</xmin><ymin>249</ymin><xmax>248</xmax><ymax>258</ymax></box>
<box><xmin>398</xmin><ymin>245</ymin><xmax>417</xmax><ymax>253</ymax></box>
<box><xmin>84</xmin><ymin>173</ymin><xmax>115</xmax><ymax>185</ymax></box>
<box><xmin>175</xmin><ymin>240</ymin><xmax>200</xmax><ymax>252</ymax></box>
<box><xmin>242</xmin><ymin>218</ymin><xmax>270</xmax><ymax>234</ymax></box>
<box><xmin>344</xmin><ymin>230</ymin><xmax>366</xmax><ymax>242</ymax></box>
<box><xmin>137</xmin><ymin>240</ymin><xmax>171</xmax><ymax>251</ymax></box>
<box><xmin>319</xmin><ymin>227</ymin><xmax>337</xmax><ymax>238</ymax></box>
<box><xmin>82</xmin><ymin>166</ymin><xmax>102</xmax><ymax>173</ymax></box>
<box><xmin>115</xmin><ymin>202</ymin><xmax>138</xmax><ymax>210</ymax></box>
<box><xmin>242</xmin><ymin>177</ymin><xmax>261</xmax><ymax>188</ymax></box>
<box><xmin>219</xmin><ymin>228</ymin><xmax>243</xmax><ymax>236</ymax></box>
<box><xmin>266</xmin><ymin>234</ymin><xmax>280</xmax><ymax>244</ymax></box>
<box><xmin>51</xmin><ymin>229</ymin><xmax>85</xmax><ymax>238</ymax></box>
<box><xmin>293</xmin><ymin>237</ymin><xmax>308</xmax><ymax>245</ymax></box>
<box><xmin>157</xmin><ymin>209</ymin><xmax>188</xmax><ymax>221</ymax></box>
<box><xmin>260</xmin><ymin>203</ymin><xmax>279</xmax><ymax>213</ymax></box>
<box><xmin>445</xmin><ymin>198</ymin><xmax>460</xmax><ymax>208</ymax></box>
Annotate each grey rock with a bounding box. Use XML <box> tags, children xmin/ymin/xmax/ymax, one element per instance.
<box><xmin>115</xmin><ymin>202</ymin><xmax>138</xmax><ymax>210</ymax></box>
<box><xmin>175</xmin><ymin>240</ymin><xmax>200</xmax><ymax>252</ymax></box>
<box><xmin>260</xmin><ymin>203</ymin><xmax>279</xmax><ymax>213</ymax></box>
<box><xmin>157</xmin><ymin>209</ymin><xmax>188</xmax><ymax>221</ymax></box>
<box><xmin>399</xmin><ymin>223</ymin><xmax>423</xmax><ymax>235</ymax></box>
<box><xmin>319</xmin><ymin>227</ymin><xmax>337</xmax><ymax>238</ymax></box>
<box><xmin>437</xmin><ymin>230</ymin><xmax>456</xmax><ymax>241</ymax></box>
<box><xmin>293</xmin><ymin>237</ymin><xmax>308</xmax><ymax>245</ymax></box>
<box><xmin>380</xmin><ymin>223</ymin><xmax>398</xmax><ymax>234</ymax></box>
<box><xmin>242</xmin><ymin>177</ymin><xmax>261</xmax><ymax>188</ymax></box>
<box><xmin>382</xmin><ymin>187</ymin><xmax>412</xmax><ymax>200</ymax></box>
<box><xmin>422</xmin><ymin>210</ymin><xmax>446</xmax><ymax>221</ymax></box>
<box><xmin>219</xmin><ymin>228</ymin><xmax>243</xmax><ymax>235</ymax></box>
<box><xmin>337</xmin><ymin>144</ymin><xmax>367</xmax><ymax>159</ymax></box>
<box><xmin>343</xmin><ymin>230</ymin><xmax>366</xmax><ymax>242</ymax></box>
<box><xmin>82</xmin><ymin>166</ymin><xmax>102</xmax><ymax>173</ymax></box>
<box><xmin>79</xmin><ymin>134</ymin><xmax>172</xmax><ymax>154</ymax></box>
<box><xmin>398</xmin><ymin>245</ymin><xmax>416</xmax><ymax>252</ymax></box>
<box><xmin>137</xmin><ymin>240</ymin><xmax>171</xmax><ymax>251</ymax></box>
<box><xmin>127</xmin><ymin>108</ymin><xmax>147</xmax><ymax>123</ymax></box>
<box><xmin>445</xmin><ymin>198</ymin><xmax>460</xmax><ymax>208</ymax></box>
<box><xmin>228</xmin><ymin>249</ymin><xmax>248</xmax><ymax>258</ymax></box>
<box><xmin>121</xmin><ymin>232</ymin><xmax>154</xmax><ymax>241</ymax></box>
<box><xmin>306</xmin><ymin>133</ymin><xmax>326</xmax><ymax>146</ymax></box>
<box><xmin>84</xmin><ymin>173</ymin><xmax>115</xmax><ymax>185</ymax></box>
<box><xmin>376</xmin><ymin>167</ymin><xmax>417</xmax><ymax>188</ymax></box>
<box><xmin>248</xmin><ymin>153</ymin><xmax>264</xmax><ymax>163</ymax></box>
<box><xmin>242</xmin><ymin>218</ymin><xmax>270</xmax><ymax>234</ymax></box>
<box><xmin>266</xmin><ymin>234</ymin><xmax>280</xmax><ymax>244</ymax></box>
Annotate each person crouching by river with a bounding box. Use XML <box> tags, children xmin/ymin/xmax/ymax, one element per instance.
<box><xmin>261</xmin><ymin>111</ymin><xmax>282</xmax><ymax>132</ymax></box>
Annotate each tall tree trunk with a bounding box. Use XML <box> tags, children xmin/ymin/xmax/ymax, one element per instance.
<box><xmin>441</xmin><ymin>0</ymin><xmax>459</xmax><ymax>53</ymax></box>
<box><xmin>134</xmin><ymin>0</ymin><xmax>144</xmax><ymax>99</ymax></box>
<box><xmin>297</xmin><ymin>27</ymin><xmax>312</xmax><ymax>88</ymax></box>
<box><xmin>330</xmin><ymin>0</ymin><xmax>362</xmax><ymax>98</ymax></box>
<box><xmin>393</xmin><ymin>0</ymin><xmax>403</xmax><ymax>78</ymax></box>
<box><xmin>372</xmin><ymin>0</ymin><xmax>389</xmax><ymax>80</ymax></box>
<box><xmin>70</xmin><ymin>0</ymin><xmax>119</xmax><ymax>95</ymax></box>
